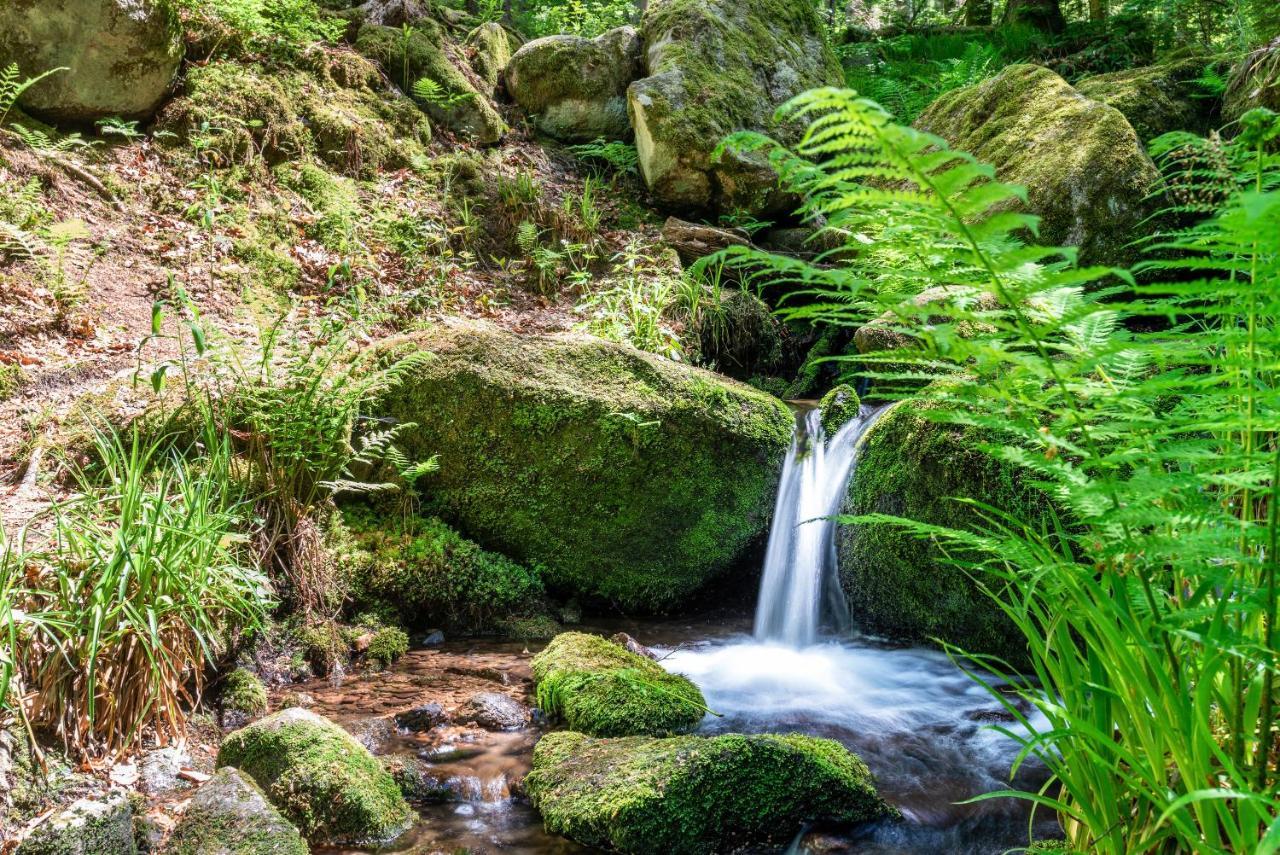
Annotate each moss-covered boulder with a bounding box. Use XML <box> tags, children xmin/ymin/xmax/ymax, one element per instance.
<box><xmin>355</xmin><ymin>22</ymin><xmax>506</xmax><ymax>144</ymax></box>
<box><xmin>837</xmin><ymin>400</ymin><xmax>1044</xmax><ymax>663</ymax></box>
<box><xmin>695</xmin><ymin>289</ymin><xmax>788</xmax><ymax>382</ymax></box>
<box><xmin>1076</xmin><ymin>55</ymin><xmax>1218</xmax><ymax>140</ymax></box>
<box><xmin>915</xmin><ymin>64</ymin><xmax>1159</xmax><ymax>265</ymax></box>
<box><xmin>467</xmin><ymin>22</ymin><xmax>520</xmax><ymax>95</ymax></box>
<box><xmin>531</xmin><ymin>632</ymin><xmax>706</xmax><ymax>736</ymax></box>
<box><xmin>16</xmin><ymin>791</ymin><xmax>136</xmax><ymax>855</ymax></box>
<box><xmin>506</xmin><ymin>27</ymin><xmax>642</xmax><ymax>142</ymax></box>
<box><xmin>337</xmin><ymin>506</ymin><xmax>549</xmax><ymax>633</ymax></box>
<box><xmin>525</xmin><ymin>731</ymin><xmax>895</xmax><ymax>854</ymax></box>
<box><xmin>375</xmin><ymin>319</ymin><xmax>793</xmax><ymax>612</ymax></box>
<box><xmin>166</xmin><ymin>768</ymin><xmax>308</xmax><ymax>855</ymax></box>
<box><xmin>627</xmin><ymin>0</ymin><xmax>843</xmax><ymax>215</ymax></box>
<box><xmin>217</xmin><ymin>708</ymin><xmax>413</xmax><ymax>845</ymax></box>
<box><xmin>818</xmin><ymin>384</ymin><xmax>859</xmax><ymax>435</ymax></box>
<box><xmin>0</xmin><ymin>0</ymin><xmax>182</xmax><ymax>124</ymax></box>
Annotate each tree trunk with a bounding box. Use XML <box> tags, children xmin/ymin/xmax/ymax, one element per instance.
<box><xmin>965</xmin><ymin>0</ymin><xmax>993</xmax><ymax>26</ymax></box>
<box><xmin>1089</xmin><ymin>0</ymin><xmax>1106</xmax><ymax>22</ymax></box>
<box><xmin>1001</xmin><ymin>0</ymin><xmax>1066</xmax><ymax>33</ymax></box>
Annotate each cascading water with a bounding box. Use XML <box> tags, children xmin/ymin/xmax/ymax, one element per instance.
<box><xmin>754</xmin><ymin>405</ymin><xmax>885</xmax><ymax>646</ymax></box>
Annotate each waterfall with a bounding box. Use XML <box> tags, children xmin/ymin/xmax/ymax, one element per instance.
<box><xmin>753</xmin><ymin>405</ymin><xmax>885</xmax><ymax>647</ymax></box>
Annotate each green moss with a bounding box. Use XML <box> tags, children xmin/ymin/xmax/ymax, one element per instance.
<box><xmin>531</xmin><ymin>632</ymin><xmax>706</xmax><ymax>737</ymax></box>
<box><xmin>525</xmin><ymin>731</ymin><xmax>896</xmax><ymax>854</ymax></box>
<box><xmin>276</xmin><ymin>162</ymin><xmax>360</xmax><ymax>251</ymax></box>
<box><xmin>915</xmin><ymin>64</ymin><xmax>1160</xmax><ymax>265</ymax></box>
<box><xmin>838</xmin><ymin>399</ymin><xmax>1044</xmax><ymax>663</ymax></box>
<box><xmin>365</xmin><ymin>626</ymin><xmax>409</xmax><ymax>665</ymax></box>
<box><xmin>217</xmin><ymin>709</ymin><xmax>413</xmax><ymax>845</ymax></box>
<box><xmin>372</xmin><ymin>320</ymin><xmax>794</xmax><ymax>612</ymax></box>
<box><xmin>818</xmin><ymin>384</ymin><xmax>860</xmax><ymax>435</ymax></box>
<box><xmin>1076</xmin><ymin>55</ymin><xmax>1221</xmax><ymax>139</ymax></box>
<box><xmin>166</xmin><ymin>768</ymin><xmax>308</xmax><ymax>855</ymax></box>
<box><xmin>466</xmin><ymin>22</ymin><xmax>519</xmax><ymax>93</ymax></box>
<box><xmin>339</xmin><ymin>506</ymin><xmax>549</xmax><ymax>633</ymax></box>
<box><xmin>697</xmin><ymin>289</ymin><xmax>785</xmax><ymax>381</ymax></box>
<box><xmin>783</xmin><ymin>326</ymin><xmax>840</xmax><ymax>399</ymax></box>
<box><xmin>494</xmin><ymin>614</ymin><xmax>563</xmax><ymax>641</ymax></box>
<box><xmin>221</xmin><ymin>669</ymin><xmax>268</xmax><ymax>716</ymax></box>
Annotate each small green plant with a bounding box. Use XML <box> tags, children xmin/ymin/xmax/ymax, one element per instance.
<box><xmin>95</xmin><ymin>117</ymin><xmax>143</xmax><ymax>142</ymax></box>
<box><xmin>0</xmin><ymin>64</ymin><xmax>66</xmax><ymax>126</ymax></box>
<box><xmin>568</xmin><ymin>138</ymin><xmax>640</xmax><ymax>176</ymax></box>
<box><xmin>412</xmin><ymin>77</ymin><xmax>475</xmax><ymax>110</ymax></box>
<box><xmin>173</xmin><ymin>0</ymin><xmax>342</xmax><ymax>59</ymax></box>
<box><xmin>575</xmin><ymin>241</ymin><xmax>683</xmax><ymax>358</ymax></box>
<box><xmin>364</xmin><ymin>626</ymin><xmax>409</xmax><ymax>666</ymax></box>
<box><xmin>517</xmin><ymin>220</ymin><xmax>594</xmax><ymax>294</ymax></box>
<box><xmin>518</xmin><ymin>0</ymin><xmax>634</xmax><ymax>38</ymax></box>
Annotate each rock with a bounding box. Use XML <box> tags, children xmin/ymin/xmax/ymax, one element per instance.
<box><xmin>165</xmin><ymin>768</ymin><xmax>308</xmax><ymax>855</ymax></box>
<box><xmin>217</xmin><ymin>708</ymin><xmax>413</xmax><ymax>845</ymax></box>
<box><xmin>506</xmin><ymin>27</ymin><xmax>642</xmax><ymax>142</ymax></box>
<box><xmin>531</xmin><ymin>632</ymin><xmax>705</xmax><ymax>737</ymax></box>
<box><xmin>422</xmin><ymin>629</ymin><xmax>446</xmax><ymax>645</ymax></box>
<box><xmin>139</xmin><ymin>746</ymin><xmax>189</xmax><ymax>796</ymax></box>
<box><xmin>346</xmin><ymin>716</ymin><xmax>399</xmax><ymax>752</ymax></box>
<box><xmin>355</xmin><ymin>22</ymin><xmax>506</xmax><ymax>144</ymax></box>
<box><xmin>17</xmin><ymin>790</ymin><xmax>136</xmax><ymax>855</ymax></box>
<box><xmin>915</xmin><ymin>64</ymin><xmax>1160</xmax><ymax>266</ymax></box>
<box><xmin>1076</xmin><ymin>55</ymin><xmax>1217</xmax><ymax>140</ymax></box>
<box><xmin>395</xmin><ymin>703</ymin><xmax>447</xmax><ymax>732</ymax></box>
<box><xmin>837</xmin><ymin>399</ymin><xmax>1042</xmax><ymax>663</ymax></box>
<box><xmin>278</xmin><ymin>691</ymin><xmax>316</xmax><ymax>709</ymax></box>
<box><xmin>467</xmin><ymin>22</ymin><xmax>520</xmax><ymax>95</ymax></box>
<box><xmin>375</xmin><ymin>319</ymin><xmax>793</xmax><ymax>612</ymax></box>
<box><xmin>818</xmin><ymin>385</ymin><xmax>859</xmax><ymax>435</ymax></box>
<box><xmin>610</xmin><ymin>632</ymin><xmax>659</xmax><ymax>660</ymax></box>
<box><xmin>661</xmin><ymin>217</ymin><xmax>752</xmax><ymax>267</ymax></box>
<box><xmin>696</xmin><ymin>289</ymin><xmax>787</xmax><ymax>381</ymax></box>
<box><xmin>220</xmin><ymin>668</ymin><xmax>268</xmax><ymax>718</ymax></box>
<box><xmin>350</xmin><ymin>0</ymin><xmax>433</xmax><ymax>26</ymax></box>
<box><xmin>627</xmin><ymin>0</ymin><xmax>843</xmax><ymax>214</ymax></box>
<box><xmin>455</xmin><ymin>692</ymin><xmax>532</xmax><ymax>731</ymax></box>
<box><xmin>381</xmin><ymin>756</ymin><xmax>456</xmax><ymax>802</ymax></box>
<box><xmin>0</xmin><ymin>0</ymin><xmax>182</xmax><ymax>124</ymax></box>
<box><xmin>525</xmin><ymin>731</ymin><xmax>896</xmax><ymax>854</ymax></box>
<box><xmin>1225</xmin><ymin>37</ymin><xmax>1280</xmax><ymax>122</ymax></box>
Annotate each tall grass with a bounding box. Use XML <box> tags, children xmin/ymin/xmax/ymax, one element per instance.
<box><xmin>718</xmin><ymin>90</ymin><xmax>1280</xmax><ymax>852</ymax></box>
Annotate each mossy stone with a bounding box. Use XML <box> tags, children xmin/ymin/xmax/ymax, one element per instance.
<box><xmin>220</xmin><ymin>668</ymin><xmax>268</xmax><ymax>716</ymax></box>
<box><xmin>467</xmin><ymin>22</ymin><xmax>520</xmax><ymax>95</ymax></box>
<box><xmin>15</xmin><ymin>791</ymin><xmax>136</xmax><ymax>855</ymax></box>
<box><xmin>1076</xmin><ymin>55</ymin><xmax>1220</xmax><ymax>140</ymax></box>
<box><xmin>166</xmin><ymin>767</ymin><xmax>308</xmax><ymax>855</ymax></box>
<box><xmin>837</xmin><ymin>399</ymin><xmax>1045</xmax><ymax>664</ymax></box>
<box><xmin>531</xmin><ymin>632</ymin><xmax>706</xmax><ymax>736</ymax></box>
<box><xmin>525</xmin><ymin>731</ymin><xmax>896</xmax><ymax>854</ymax></box>
<box><xmin>628</xmin><ymin>0</ymin><xmax>843</xmax><ymax>214</ymax></box>
<box><xmin>818</xmin><ymin>384</ymin><xmax>859</xmax><ymax>435</ymax></box>
<box><xmin>217</xmin><ymin>708</ymin><xmax>413</xmax><ymax>845</ymax></box>
<box><xmin>915</xmin><ymin>64</ymin><xmax>1160</xmax><ymax>266</ymax></box>
<box><xmin>372</xmin><ymin>319</ymin><xmax>794</xmax><ymax>612</ymax></box>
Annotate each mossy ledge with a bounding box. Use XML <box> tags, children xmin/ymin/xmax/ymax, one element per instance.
<box><xmin>524</xmin><ymin>731</ymin><xmax>897</xmax><ymax>854</ymax></box>
<box><xmin>531</xmin><ymin>632</ymin><xmax>706</xmax><ymax>736</ymax></box>
<box><xmin>371</xmin><ymin>319</ymin><xmax>794</xmax><ymax>613</ymax></box>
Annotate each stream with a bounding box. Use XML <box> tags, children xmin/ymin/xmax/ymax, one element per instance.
<box><xmin>308</xmin><ymin>407</ymin><xmax>1059</xmax><ymax>854</ymax></box>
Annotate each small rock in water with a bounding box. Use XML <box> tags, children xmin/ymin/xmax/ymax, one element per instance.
<box><xmin>278</xmin><ymin>691</ymin><xmax>316</xmax><ymax>709</ymax></box>
<box><xmin>345</xmin><ymin>715</ymin><xmax>399</xmax><ymax>751</ymax></box>
<box><xmin>395</xmin><ymin>702</ymin><xmax>448</xmax><ymax>732</ymax></box>
<box><xmin>139</xmin><ymin>745</ymin><xmax>190</xmax><ymax>796</ymax></box>
<box><xmin>422</xmin><ymin>629</ymin><xmax>446</xmax><ymax>646</ymax></box>
<box><xmin>445</xmin><ymin>664</ymin><xmax>510</xmax><ymax>685</ymax></box>
<box><xmin>559</xmin><ymin>600</ymin><xmax>582</xmax><ymax>625</ymax></box>
<box><xmin>610</xmin><ymin>632</ymin><xmax>658</xmax><ymax>661</ymax></box>
<box><xmin>455</xmin><ymin>692</ymin><xmax>531</xmax><ymax>731</ymax></box>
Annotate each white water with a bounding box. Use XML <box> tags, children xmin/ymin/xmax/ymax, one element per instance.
<box><xmin>754</xmin><ymin>405</ymin><xmax>885</xmax><ymax>646</ymax></box>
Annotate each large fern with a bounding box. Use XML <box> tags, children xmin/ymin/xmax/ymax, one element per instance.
<box><xmin>720</xmin><ymin>90</ymin><xmax>1280</xmax><ymax>853</ymax></box>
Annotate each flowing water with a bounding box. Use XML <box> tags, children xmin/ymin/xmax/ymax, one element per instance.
<box><xmin>315</xmin><ymin>407</ymin><xmax>1057</xmax><ymax>853</ymax></box>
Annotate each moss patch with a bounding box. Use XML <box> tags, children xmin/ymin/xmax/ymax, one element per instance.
<box><xmin>1076</xmin><ymin>54</ymin><xmax>1221</xmax><ymax>140</ymax></box>
<box><xmin>217</xmin><ymin>708</ymin><xmax>413</xmax><ymax>845</ymax></box>
<box><xmin>818</xmin><ymin>384</ymin><xmax>859</xmax><ymax>435</ymax></box>
<box><xmin>525</xmin><ymin>731</ymin><xmax>895</xmax><ymax>854</ymax></box>
<box><xmin>372</xmin><ymin>319</ymin><xmax>793</xmax><ymax>612</ymax></box>
<box><xmin>221</xmin><ymin>669</ymin><xmax>268</xmax><ymax>716</ymax></box>
<box><xmin>531</xmin><ymin>632</ymin><xmax>706</xmax><ymax>737</ymax></box>
<box><xmin>166</xmin><ymin>767</ymin><xmax>308</xmax><ymax>855</ymax></box>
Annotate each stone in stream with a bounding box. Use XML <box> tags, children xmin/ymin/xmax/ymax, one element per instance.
<box><xmin>216</xmin><ymin>708</ymin><xmax>413</xmax><ymax>846</ymax></box>
<box><xmin>15</xmin><ymin>790</ymin><xmax>137</xmax><ymax>855</ymax></box>
<box><xmin>627</xmin><ymin>0</ymin><xmax>843</xmax><ymax>215</ymax></box>
<box><xmin>524</xmin><ymin>731</ymin><xmax>897</xmax><ymax>854</ymax></box>
<box><xmin>455</xmin><ymin>692</ymin><xmax>531</xmax><ymax>731</ymax></box>
<box><xmin>0</xmin><ymin>0</ymin><xmax>183</xmax><ymax>124</ymax></box>
<box><xmin>395</xmin><ymin>702</ymin><xmax>448</xmax><ymax>732</ymax></box>
<box><xmin>531</xmin><ymin>632</ymin><xmax>705</xmax><ymax>737</ymax></box>
<box><xmin>505</xmin><ymin>27</ymin><xmax>643</xmax><ymax>142</ymax></box>
<box><xmin>817</xmin><ymin>384</ymin><xmax>860</xmax><ymax>436</ymax></box>
<box><xmin>915</xmin><ymin>64</ymin><xmax>1159</xmax><ymax>266</ymax></box>
<box><xmin>165</xmin><ymin>767</ymin><xmax>308</xmax><ymax>855</ymax></box>
<box><xmin>373</xmin><ymin>318</ymin><xmax>794</xmax><ymax>613</ymax></box>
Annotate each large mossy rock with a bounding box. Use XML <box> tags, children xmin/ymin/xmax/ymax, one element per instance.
<box><xmin>467</xmin><ymin>22</ymin><xmax>520</xmax><ymax>95</ymax></box>
<box><xmin>531</xmin><ymin>632</ymin><xmax>706</xmax><ymax>736</ymax></box>
<box><xmin>166</xmin><ymin>768</ymin><xmax>308</xmax><ymax>855</ymax></box>
<box><xmin>506</xmin><ymin>27</ymin><xmax>642</xmax><ymax>142</ymax></box>
<box><xmin>375</xmin><ymin>319</ymin><xmax>794</xmax><ymax>612</ymax></box>
<box><xmin>525</xmin><ymin>731</ymin><xmax>895</xmax><ymax>854</ymax></box>
<box><xmin>16</xmin><ymin>791</ymin><xmax>136</xmax><ymax>855</ymax></box>
<box><xmin>355</xmin><ymin>22</ymin><xmax>506</xmax><ymax>144</ymax></box>
<box><xmin>1076</xmin><ymin>55</ymin><xmax>1218</xmax><ymax>140</ymax></box>
<box><xmin>837</xmin><ymin>401</ymin><xmax>1044</xmax><ymax>663</ymax></box>
<box><xmin>915</xmin><ymin>64</ymin><xmax>1159</xmax><ymax>265</ymax></box>
<box><xmin>627</xmin><ymin>0</ymin><xmax>843</xmax><ymax>215</ymax></box>
<box><xmin>217</xmin><ymin>708</ymin><xmax>413</xmax><ymax>846</ymax></box>
<box><xmin>0</xmin><ymin>0</ymin><xmax>182</xmax><ymax>124</ymax></box>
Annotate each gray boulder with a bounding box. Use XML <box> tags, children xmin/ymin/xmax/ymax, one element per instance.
<box><xmin>627</xmin><ymin>0</ymin><xmax>843</xmax><ymax>214</ymax></box>
<box><xmin>0</xmin><ymin>0</ymin><xmax>183</xmax><ymax>124</ymax></box>
<box><xmin>506</xmin><ymin>27</ymin><xmax>642</xmax><ymax>142</ymax></box>
<box><xmin>455</xmin><ymin>692</ymin><xmax>531</xmax><ymax>731</ymax></box>
<box><xmin>166</xmin><ymin>768</ymin><xmax>308</xmax><ymax>855</ymax></box>
<box><xmin>17</xmin><ymin>790</ymin><xmax>136</xmax><ymax>855</ymax></box>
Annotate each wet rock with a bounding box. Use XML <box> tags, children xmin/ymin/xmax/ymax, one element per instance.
<box><xmin>531</xmin><ymin>632</ymin><xmax>704</xmax><ymax>737</ymax></box>
<box><xmin>139</xmin><ymin>746</ymin><xmax>189</xmax><ymax>796</ymax></box>
<box><xmin>525</xmin><ymin>732</ymin><xmax>897</xmax><ymax>854</ymax></box>
<box><xmin>818</xmin><ymin>385</ymin><xmax>860</xmax><ymax>436</ymax></box>
<box><xmin>445</xmin><ymin>665</ymin><xmax>511</xmax><ymax>685</ymax></box>
<box><xmin>382</xmin><ymin>756</ymin><xmax>456</xmax><ymax>802</ymax></box>
<box><xmin>217</xmin><ymin>708</ymin><xmax>413</xmax><ymax>845</ymax></box>
<box><xmin>395</xmin><ymin>702</ymin><xmax>448</xmax><ymax>732</ymax></box>
<box><xmin>915</xmin><ymin>64</ymin><xmax>1159</xmax><ymax>265</ymax></box>
<box><xmin>375</xmin><ymin>319</ymin><xmax>793</xmax><ymax>612</ymax></box>
<box><xmin>455</xmin><ymin>692</ymin><xmax>531</xmax><ymax>731</ymax></box>
<box><xmin>346</xmin><ymin>715</ymin><xmax>399</xmax><ymax>752</ymax></box>
<box><xmin>610</xmin><ymin>632</ymin><xmax>659</xmax><ymax>661</ymax></box>
<box><xmin>17</xmin><ymin>790</ymin><xmax>136</xmax><ymax>855</ymax></box>
<box><xmin>506</xmin><ymin>27</ymin><xmax>643</xmax><ymax>142</ymax></box>
<box><xmin>628</xmin><ymin>0</ymin><xmax>843</xmax><ymax>214</ymax></box>
<box><xmin>278</xmin><ymin>691</ymin><xmax>316</xmax><ymax>709</ymax></box>
<box><xmin>422</xmin><ymin>629</ymin><xmax>446</xmax><ymax>646</ymax></box>
<box><xmin>0</xmin><ymin>0</ymin><xmax>183</xmax><ymax>124</ymax></box>
<box><xmin>166</xmin><ymin>768</ymin><xmax>308</xmax><ymax>855</ymax></box>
